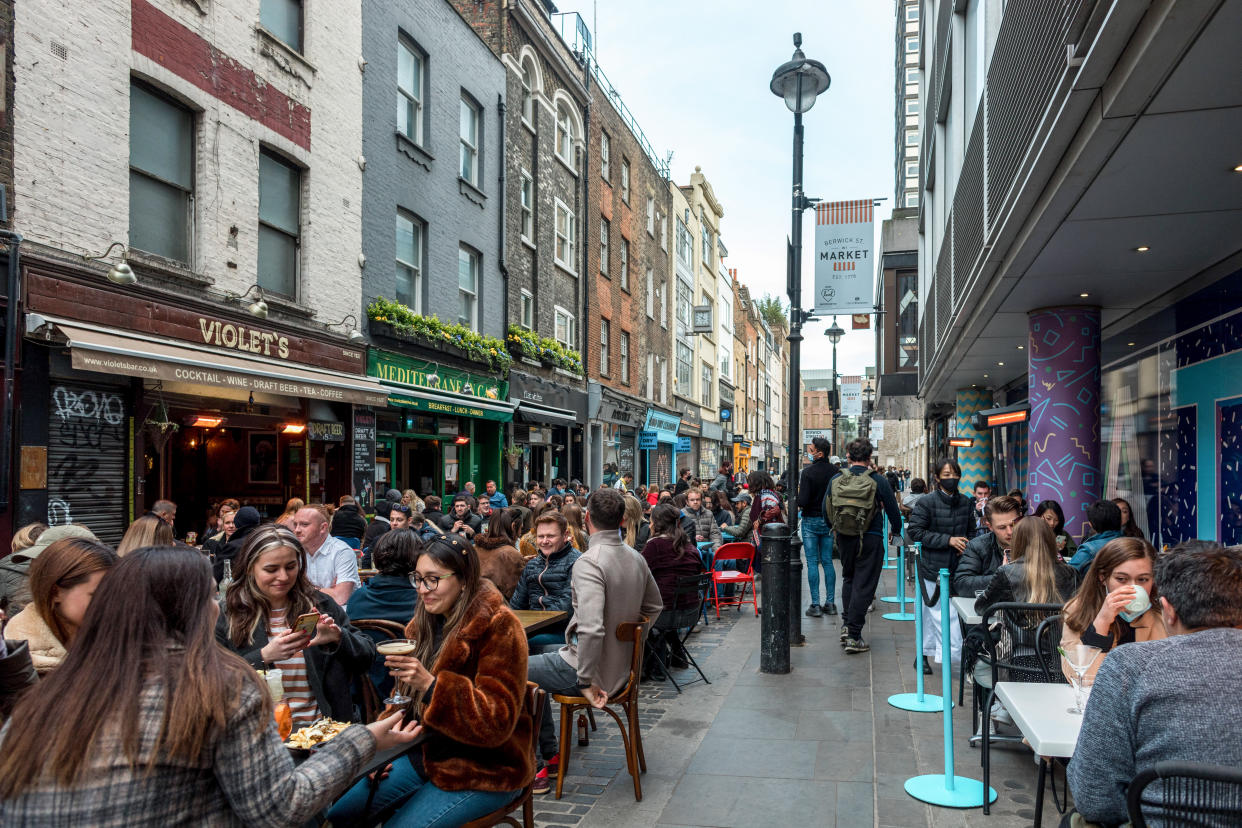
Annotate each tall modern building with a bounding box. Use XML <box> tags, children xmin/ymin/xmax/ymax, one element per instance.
<box><xmin>894</xmin><ymin>0</ymin><xmax>921</xmax><ymax>208</ymax></box>
<box><xmin>917</xmin><ymin>0</ymin><xmax>1242</xmax><ymax>545</ymax></box>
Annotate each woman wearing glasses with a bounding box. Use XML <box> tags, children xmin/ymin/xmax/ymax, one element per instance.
<box><xmin>216</xmin><ymin>525</ymin><xmax>376</xmax><ymax>728</ymax></box>
<box><xmin>327</xmin><ymin>534</ymin><xmax>532</xmax><ymax>827</ymax></box>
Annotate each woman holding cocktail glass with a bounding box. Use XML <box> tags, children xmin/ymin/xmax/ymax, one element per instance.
<box><xmin>216</xmin><ymin>524</ymin><xmax>376</xmax><ymax>727</ymax></box>
<box><xmin>327</xmin><ymin>533</ymin><xmax>531</xmax><ymax>828</ymax></box>
<box><xmin>1060</xmin><ymin>537</ymin><xmax>1166</xmax><ymax>707</ymax></box>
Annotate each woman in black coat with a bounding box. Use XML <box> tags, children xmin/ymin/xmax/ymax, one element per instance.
<box><xmin>907</xmin><ymin>458</ymin><xmax>976</xmax><ymax>670</ymax></box>
<box><xmin>215</xmin><ymin>524</ymin><xmax>375</xmax><ymax>724</ymax></box>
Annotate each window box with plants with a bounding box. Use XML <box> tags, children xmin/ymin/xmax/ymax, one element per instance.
<box><xmin>368</xmin><ymin>297</ymin><xmax>512</xmax><ymax>374</ymax></box>
<box><xmin>506</xmin><ymin>325</ymin><xmax>583</xmax><ymax>375</ymax></box>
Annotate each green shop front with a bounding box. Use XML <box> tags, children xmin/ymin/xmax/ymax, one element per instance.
<box><xmin>368</xmin><ymin>350</ymin><xmax>515</xmax><ymax>499</ymax></box>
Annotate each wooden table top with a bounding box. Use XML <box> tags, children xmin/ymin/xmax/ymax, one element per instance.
<box><xmin>513</xmin><ymin>610</ymin><xmax>568</xmax><ymax>634</ymax></box>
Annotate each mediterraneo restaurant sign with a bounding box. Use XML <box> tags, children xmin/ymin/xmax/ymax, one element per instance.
<box><xmin>368</xmin><ymin>350</ymin><xmax>511</xmax><ymax>422</ymax></box>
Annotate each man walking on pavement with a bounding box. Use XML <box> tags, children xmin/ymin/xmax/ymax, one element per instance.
<box><xmin>825</xmin><ymin>439</ymin><xmax>902</xmax><ymax>654</ymax></box>
<box><xmin>797</xmin><ymin>437</ymin><xmax>838</xmax><ymax>617</ymax></box>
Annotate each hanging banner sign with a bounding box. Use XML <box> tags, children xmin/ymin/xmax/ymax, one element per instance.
<box><xmin>841</xmin><ymin>379</ymin><xmax>863</xmax><ymax>417</ymax></box>
<box><xmin>870</xmin><ymin>420</ymin><xmax>885</xmax><ymax>441</ymax></box>
<box><xmin>852</xmin><ymin>314</ymin><xmax>871</xmax><ymax>329</ymax></box>
<box><xmin>813</xmin><ymin>200</ymin><xmax>875</xmax><ymax>315</ymax></box>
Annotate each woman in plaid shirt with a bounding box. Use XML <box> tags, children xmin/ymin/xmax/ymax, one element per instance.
<box><xmin>0</xmin><ymin>545</ymin><xmax>419</xmax><ymax>826</ymax></box>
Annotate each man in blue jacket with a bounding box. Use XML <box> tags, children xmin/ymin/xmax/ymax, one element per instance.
<box><xmin>1068</xmin><ymin>500</ymin><xmax>1124</xmax><ymax>572</ymax></box>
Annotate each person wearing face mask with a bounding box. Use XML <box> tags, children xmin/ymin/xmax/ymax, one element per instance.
<box><xmin>907</xmin><ymin>458</ymin><xmax>975</xmax><ymax>667</ymax></box>
<box><xmin>1060</xmin><ymin>537</ymin><xmax>1167</xmax><ymax>683</ymax></box>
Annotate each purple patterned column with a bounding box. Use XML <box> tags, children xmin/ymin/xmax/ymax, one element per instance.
<box><xmin>1028</xmin><ymin>307</ymin><xmax>1102</xmax><ymax>539</ymax></box>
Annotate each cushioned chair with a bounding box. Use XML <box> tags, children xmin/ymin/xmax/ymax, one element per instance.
<box><xmin>552</xmin><ymin>619</ymin><xmax>649</xmax><ymax>801</ymax></box>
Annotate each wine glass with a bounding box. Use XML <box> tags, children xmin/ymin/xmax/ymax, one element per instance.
<box><xmin>1060</xmin><ymin>644</ymin><xmax>1101</xmax><ymax>714</ymax></box>
<box><xmin>377</xmin><ymin>639</ymin><xmax>418</xmax><ymax>706</ymax></box>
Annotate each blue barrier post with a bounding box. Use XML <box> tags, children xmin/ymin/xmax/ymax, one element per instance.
<box><xmin>882</xmin><ymin>515</ymin><xmax>898</xmax><ymax>570</ymax></box>
<box><xmin>904</xmin><ymin>568</ymin><xmax>997</xmax><ymax>808</ymax></box>
<box><xmin>888</xmin><ymin>542</ymin><xmax>941</xmax><ymax>711</ymax></box>
<box><xmin>882</xmin><ymin>540</ymin><xmax>916</xmax><ymax>620</ymax></box>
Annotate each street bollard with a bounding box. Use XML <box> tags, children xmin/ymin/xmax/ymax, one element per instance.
<box><xmin>789</xmin><ymin>533</ymin><xmax>805</xmax><ymax>646</ymax></box>
<box><xmin>888</xmin><ymin>544</ymin><xmax>942</xmax><ymax>712</ymax></box>
<box><xmin>881</xmin><ymin>540</ymin><xmax>916</xmax><ymax>621</ymax></box>
<box><xmin>760</xmin><ymin>522</ymin><xmax>791</xmax><ymax>674</ymax></box>
<box><xmin>882</xmin><ymin>513</ymin><xmax>897</xmax><ymax>570</ymax></box>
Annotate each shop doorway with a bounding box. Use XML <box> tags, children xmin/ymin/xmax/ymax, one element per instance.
<box><xmin>400</xmin><ymin>440</ymin><xmax>440</xmax><ymax>497</ymax></box>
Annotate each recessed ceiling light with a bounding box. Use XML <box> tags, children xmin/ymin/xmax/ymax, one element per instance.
<box><xmin>1017</xmin><ymin>345</ymin><xmax>1024</xmax><ymax>350</ymax></box>
<box><xmin>1079</xmin><ymin>292</ymin><xmax>1090</xmax><ymax>298</ymax></box>
<box><xmin>997</xmin><ymin>361</ymin><xmax>1004</xmax><ymax>366</ymax></box>
<box><xmin>1234</xmin><ymin>164</ymin><xmax>1242</xmax><ymax>172</ymax></box>
<box><xmin>983</xmin><ymin>374</ymin><xmax>989</xmax><ymax>378</ymax></box>
<box><xmin>1135</xmin><ymin>246</ymin><xmax>1150</xmax><ymax>253</ymax></box>
<box><xmin>1128</xmin><ymin>342</ymin><xmax>1136</xmax><ymax>347</ymax></box>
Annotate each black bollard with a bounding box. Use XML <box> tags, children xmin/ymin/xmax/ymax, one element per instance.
<box><xmin>760</xmin><ymin>522</ymin><xmax>791</xmax><ymax>674</ymax></box>
<box><xmin>789</xmin><ymin>534</ymin><xmax>805</xmax><ymax>646</ymax></box>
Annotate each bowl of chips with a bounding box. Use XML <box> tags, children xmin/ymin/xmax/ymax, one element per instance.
<box><xmin>285</xmin><ymin>718</ymin><xmax>351</xmax><ymax>754</ymax></box>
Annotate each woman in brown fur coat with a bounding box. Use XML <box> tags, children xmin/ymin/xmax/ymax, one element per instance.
<box><xmin>327</xmin><ymin>533</ymin><xmax>532</xmax><ymax>827</ymax></box>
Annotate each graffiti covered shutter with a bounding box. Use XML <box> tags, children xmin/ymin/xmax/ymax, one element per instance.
<box><xmin>47</xmin><ymin>381</ymin><xmax>129</xmax><ymax>547</ymax></box>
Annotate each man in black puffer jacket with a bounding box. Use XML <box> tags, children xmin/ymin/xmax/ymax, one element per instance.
<box><xmin>953</xmin><ymin>495</ymin><xmax>1023</xmax><ymax>598</ymax></box>
<box><xmin>509</xmin><ymin>511</ymin><xmax>581</xmax><ymax>615</ymax></box>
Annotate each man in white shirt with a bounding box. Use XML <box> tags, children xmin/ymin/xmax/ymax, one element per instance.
<box><xmin>292</xmin><ymin>505</ymin><xmax>361</xmax><ymax>605</ymax></box>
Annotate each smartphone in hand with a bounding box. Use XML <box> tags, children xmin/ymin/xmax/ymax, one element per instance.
<box><xmin>292</xmin><ymin>612</ymin><xmax>320</xmax><ymax>638</ymax></box>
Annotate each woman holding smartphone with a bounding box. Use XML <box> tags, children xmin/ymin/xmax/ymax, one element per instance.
<box><xmin>216</xmin><ymin>524</ymin><xmax>375</xmax><ymax>727</ymax></box>
<box><xmin>0</xmin><ymin>546</ymin><xmax>419</xmax><ymax>826</ymax></box>
<box><xmin>327</xmin><ymin>534</ymin><xmax>531</xmax><ymax>828</ymax></box>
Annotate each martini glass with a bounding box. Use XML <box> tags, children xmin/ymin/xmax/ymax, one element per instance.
<box><xmin>1060</xmin><ymin>644</ymin><xmax>1100</xmax><ymax>714</ymax></box>
<box><xmin>377</xmin><ymin>639</ymin><xmax>418</xmax><ymax>706</ymax></box>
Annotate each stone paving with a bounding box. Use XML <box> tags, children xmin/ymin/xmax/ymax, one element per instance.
<box><xmin>528</xmin><ymin>565</ymin><xmax>1071</xmax><ymax>828</ymax></box>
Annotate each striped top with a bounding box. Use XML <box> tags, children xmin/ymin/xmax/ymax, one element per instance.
<box><xmin>268</xmin><ymin>609</ymin><xmax>320</xmax><ymax>728</ymax></box>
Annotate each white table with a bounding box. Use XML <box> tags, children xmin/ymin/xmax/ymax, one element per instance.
<box><xmin>951</xmin><ymin>595</ymin><xmax>983</xmax><ymax>625</ymax></box>
<box><xmin>995</xmin><ymin>682</ymin><xmax>1083</xmax><ymax>826</ymax></box>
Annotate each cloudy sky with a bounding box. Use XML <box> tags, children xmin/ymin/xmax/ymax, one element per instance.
<box><xmin>561</xmin><ymin>0</ymin><xmax>899</xmax><ymax>380</ymax></box>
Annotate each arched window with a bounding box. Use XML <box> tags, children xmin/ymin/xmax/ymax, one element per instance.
<box><xmin>517</xmin><ymin>47</ymin><xmax>543</xmax><ymax>128</ymax></box>
<box><xmin>553</xmin><ymin>93</ymin><xmax>582</xmax><ymax>170</ymax></box>
<box><xmin>521</xmin><ymin>63</ymin><xmax>534</xmax><ymax>124</ymax></box>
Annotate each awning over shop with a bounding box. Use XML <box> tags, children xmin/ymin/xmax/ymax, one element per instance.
<box><xmin>385</xmin><ymin>387</ymin><xmax>515</xmax><ymax>422</ymax></box>
<box><xmin>514</xmin><ymin>401</ymin><xmax>576</xmax><ymax>426</ymax></box>
<box><xmin>37</xmin><ymin>316</ymin><xmax>390</xmax><ymax>406</ymax></box>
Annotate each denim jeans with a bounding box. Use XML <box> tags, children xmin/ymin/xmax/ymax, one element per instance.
<box><xmin>800</xmin><ymin>515</ymin><xmax>836</xmax><ymax>605</ymax></box>
<box><xmin>326</xmin><ymin>755</ymin><xmax>519</xmax><ymax>828</ymax></box>
<box><xmin>526</xmin><ymin>651</ymin><xmax>581</xmax><ymax>759</ymax></box>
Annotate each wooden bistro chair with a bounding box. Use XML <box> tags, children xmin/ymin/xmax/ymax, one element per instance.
<box><xmin>551</xmin><ymin>619</ymin><xmax>649</xmax><ymax>801</ymax></box>
<box><xmin>352</xmin><ymin>618</ymin><xmax>409</xmax><ymax>723</ymax></box>
<box><xmin>708</xmin><ymin>542</ymin><xmax>758</xmax><ymax>619</ymax></box>
<box><xmin>460</xmin><ymin>683</ymin><xmax>547</xmax><ymax>828</ymax></box>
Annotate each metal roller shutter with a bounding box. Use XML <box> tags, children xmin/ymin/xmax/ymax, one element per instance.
<box><xmin>46</xmin><ymin>380</ymin><xmax>129</xmax><ymax>547</ymax></box>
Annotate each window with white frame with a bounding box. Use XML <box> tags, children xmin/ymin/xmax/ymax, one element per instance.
<box><xmin>905</xmin><ymin>67</ymin><xmax>918</xmax><ymax>83</ymax></box>
<box><xmin>395</xmin><ymin>210</ymin><xmax>422</xmax><ymax>312</ymax></box>
<box><xmin>600</xmin><ymin>131</ymin><xmax>610</xmax><ymax>180</ymax></box>
<box><xmin>660</xmin><ymin>280</ymin><xmax>668</xmax><ymax>328</ymax></box>
<box><xmin>261</xmin><ymin>0</ymin><xmax>302</xmax><ymax>52</ymax></box>
<box><xmin>620</xmin><ymin>159</ymin><xmax>630</xmax><ymax>202</ymax></box>
<box><xmin>620</xmin><ymin>331</ymin><xmax>630</xmax><ymax>384</ymax></box>
<box><xmin>555</xmin><ymin>100</ymin><xmax>577</xmax><ymax>167</ymax></box>
<box><xmin>718</xmin><ymin>277</ymin><xmax>733</xmax><ymax>332</ymax></box>
<box><xmin>905</xmin><ymin>5</ymin><xmax>919</xmax><ymax>20</ymax></box>
<box><xmin>398</xmin><ymin>37</ymin><xmax>424</xmax><ymax>145</ymax></box>
<box><xmin>459</xmin><ymin>95</ymin><xmax>480</xmax><ymax>186</ymax></box>
<box><xmin>646</xmin><ymin>197</ymin><xmax>655</xmax><ymax>235</ymax></box>
<box><xmin>645</xmin><ymin>268</ymin><xmax>654</xmax><ymax>317</ymax></box>
<box><xmin>720</xmin><ymin>350</ymin><xmax>730</xmax><ymax>380</ymax></box>
<box><xmin>905</xmin><ymin>192</ymin><xmax>919</xmax><ymax>207</ymax></box>
<box><xmin>600</xmin><ymin>318</ymin><xmax>610</xmax><ymax>375</ymax></box>
<box><xmin>701</xmin><ymin>363</ymin><xmax>713</xmax><ymax>407</ymax></box>
<box><xmin>620</xmin><ymin>239</ymin><xmax>629</xmax><ymax>291</ymax></box>
<box><xmin>676</xmin><ymin>280</ymin><xmax>692</xmax><ymax>329</ymax></box>
<box><xmin>907</xmin><ymin>99</ymin><xmax>919</xmax><ymax>115</ymax></box>
<box><xmin>660</xmin><ymin>213</ymin><xmax>668</xmax><ymax>251</ymax></box>
<box><xmin>520</xmin><ymin>289</ymin><xmax>533</xmax><ymax>329</ymax></box>
<box><xmin>905</xmin><ymin>129</ymin><xmax>919</xmax><ymax>145</ymax></box>
<box><xmin>701</xmin><ymin>225</ymin><xmax>712</xmax><ymax>268</ymax></box>
<box><xmin>599</xmin><ymin>218</ymin><xmax>610</xmax><ymax>276</ymax></box>
<box><xmin>554</xmin><ymin>306</ymin><xmax>576</xmax><ymax>347</ymax></box>
<box><xmin>458</xmin><ymin>245</ymin><xmax>479</xmax><ymax>330</ymax></box>
<box><xmin>676</xmin><ymin>342</ymin><xmax>693</xmax><ymax>394</ymax></box>
<box><xmin>554</xmin><ymin>199</ymin><xmax>576</xmax><ymax>272</ymax></box>
<box><xmin>646</xmin><ymin>353</ymin><xmax>654</xmax><ymax>400</ymax></box>
<box><xmin>129</xmin><ymin>81</ymin><xmax>194</xmax><ymax>265</ymax></box>
<box><xmin>520</xmin><ymin>171</ymin><xmax>533</xmax><ymax>241</ymax></box>
<box><xmin>257</xmin><ymin>148</ymin><xmax>300</xmax><ymax>298</ymax></box>
<box><xmin>520</xmin><ymin>61</ymin><xmax>534</xmax><ymax>125</ymax></box>
<box><xmin>906</xmin><ymin>37</ymin><xmax>919</xmax><ymax>52</ymax></box>
<box><xmin>659</xmin><ymin>356</ymin><xmax>667</xmax><ymax>403</ymax></box>
<box><xmin>676</xmin><ymin>219</ymin><xmax>693</xmax><ymax>269</ymax></box>
<box><xmin>906</xmin><ymin>162</ymin><xmax>919</xmax><ymax>178</ymax></box>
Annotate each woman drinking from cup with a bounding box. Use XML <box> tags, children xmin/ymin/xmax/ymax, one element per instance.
<box><xmin>0</xmin><ymin>546</ymin><xmax>419</xmax><ymax>825</ymax></box>
<box><xmin>1060</xmin><ymin>537</ymin><xmax>1166</xmax><ymax>683</ymax></box>
<box><xmin>327</xmin><ymin>534</ymin><xmax>531</xmax><ymax>828</ymax></box>
<box><xmin>216</xmin><ymin>524</ymin><xmax>375</xmax><ymax>728</ymax></box>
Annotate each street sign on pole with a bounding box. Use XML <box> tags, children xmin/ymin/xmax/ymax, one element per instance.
<box><xmin>802</xmin><ymin>429</ymin><xmax>831</xmax><ymax>444</ymax></box>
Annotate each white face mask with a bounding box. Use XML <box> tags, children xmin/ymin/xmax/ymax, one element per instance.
<box><xmin>1118</xmin><ymin>583</ymin><xmax>1151</xmax><ymax>622</ymax></box>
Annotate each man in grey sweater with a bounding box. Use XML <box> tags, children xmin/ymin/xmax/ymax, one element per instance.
<box><xmin>525</xmin><ymin>487</ymin><xmax>663</xmax><ymax>794</ymax></box>
<box><xmin>1068</xmin><ymin>542</ymin><xmax>1242</xmax><ymax>826</ymax></box>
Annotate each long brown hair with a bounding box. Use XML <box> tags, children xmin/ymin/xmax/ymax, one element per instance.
<box><xmin>409</xmin><ymin>535</ymin><xmax>482</xmax><ymax>671</ymax></box>
<box><xmin>1064</xmin><ymin>537</ymin><xmax>1159</xmax><ymax>637</ymax></box>
<box><xmin>650</xmin><ymin>504</ymin><xmax>694</xmax><ymax>561</ymax></box>
<box><xmin>225</xmin><ymin>524</ymin><xmax>318</xmax><ymax>648</ymax></box>
<box><xmin>28</xmin><ymin>537</ymin><xmax>118</xmax><ymax>645</ymax></box>
<box><xmin>622</xmin><ymin>495</ymin><xmax>643</xmax><ymax>547</ymax></box>
<box><xmin>117</xmin><ymin>514</ymin><xmax>175</xmax><ymax>556</ymax></box>
<box><xmin>0</xmin><ymin>546</ymin><xmax>265</xmax><ymax>798</ymax></box>
<box><xmin>1009</xmin><ymin>516</ymin><xmax>1061</xmax><ymax>604</ymax></box>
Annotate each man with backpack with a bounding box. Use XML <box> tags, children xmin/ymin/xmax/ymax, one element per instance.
<box><xmin>824</xmin><ymin>438</ymin><xmax>902</xmax><ymax>654</ymax></box>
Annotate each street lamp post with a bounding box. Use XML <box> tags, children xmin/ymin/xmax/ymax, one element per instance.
<box><xmin>771</xmin><ymin>32</ymin><xmax>830</xmax><ymax>534</ymax></box>
<box><xmin>825</xmin><ymin>319</ymin><xmax>844</xmax><ymax>458</ymax></box>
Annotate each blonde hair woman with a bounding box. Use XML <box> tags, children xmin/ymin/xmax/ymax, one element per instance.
<box><xmin>117</xmin><ymin>514</ymin><xmax>175</xmax><ymax>556</ymax></box>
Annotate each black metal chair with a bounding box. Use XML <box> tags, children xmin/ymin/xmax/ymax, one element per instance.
<box><xmin>1034</xmin><ymin>614</ymin><xmax>1067</xmax><ymax>684</ymax></box>
<box><xmin>975</xmin><ymin>601</ymin><xmax>1064</xmax><ymax>816</ymax></box>
<box><xmin>1125</xmin><ymin>761</ymin><xmax>1242</xmax><ymax>827</ymax></box>
<box><xmin>647</xmin><ymin>572</ymin><xmax>713</xmax><ymax>693</ymax></box>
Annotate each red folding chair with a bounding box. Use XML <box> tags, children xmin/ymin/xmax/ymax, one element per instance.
<box><xmin>709</xmin><ymin>542</ymin><xmax>758</xmax><ymax>618</ymax></box>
